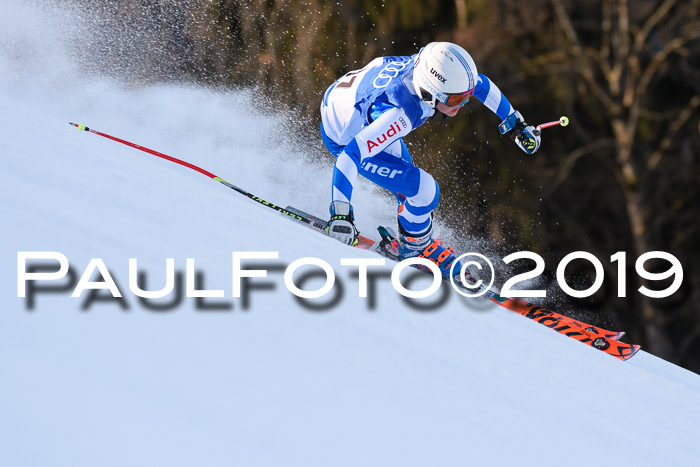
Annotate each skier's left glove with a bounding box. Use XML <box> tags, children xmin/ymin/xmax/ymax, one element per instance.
<box><xmin>499</xmin><ymin>110</ymin><xmax>541</xmax><ymax>155</ymax></box>
<box><xmin>327</xmin><ymin>201</ymin><xmax>359</xmax><ymax>246</ymax></box>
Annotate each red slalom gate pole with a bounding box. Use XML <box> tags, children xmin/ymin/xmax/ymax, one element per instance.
<box><xmin>68</xmin><ymin>122</ymin><xmax>318</xmax><ymax>228</ymax></box>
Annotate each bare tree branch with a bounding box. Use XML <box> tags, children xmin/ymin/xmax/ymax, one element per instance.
<box><xmin>648</xmin><ymin>95</ymin><xmax>700</xmax><ymax>169</ymax></box>
<box><xmin>551</xmin><ymin>0</ymin><xmax>623</xmax><ymax>114</ymax></box>
<box><xmin>633</xmin><ymin>0</ymin><xmax>678</xmax><ymax>53</ymax></box>
<box><xmin>636</xmin><ymin>25</ymin><xmax>700</xmax><ymax>99</ymax></box>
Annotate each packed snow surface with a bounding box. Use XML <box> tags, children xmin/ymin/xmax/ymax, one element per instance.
<box><xmin>1</xmin><ymin>2</ymin><xmax>699</xmax><ymax>466</ymax></box>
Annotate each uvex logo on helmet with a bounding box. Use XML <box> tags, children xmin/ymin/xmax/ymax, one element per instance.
<box><xmin>367</xmin><ymin>121</ymin><xmax>403</xmax><ymax>154</ymax></box>
<box><xmin>430</xmin><ymin>68</ymin><xmax>447</xmax><ymax>83</ymax></box>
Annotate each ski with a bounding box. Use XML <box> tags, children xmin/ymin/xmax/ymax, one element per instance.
<box><xmin>286</xmin><ymin>206</ymin><xmax>639</xmax><ymax>360</ymax></box>
<box><xmin>482</xmin><ymin>291</ymin><xmax>638</xmax><ymax>360</ymax></box>
<box><xmin>483</xmin><ymin>293</ymin><xmax>624</xmax><ymax>341</ymax></box>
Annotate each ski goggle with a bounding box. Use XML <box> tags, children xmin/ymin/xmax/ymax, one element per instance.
<box><xmin>441</xmin><ymin>88</ymin><xmax>474</xmax><ymax>107</ymax></box>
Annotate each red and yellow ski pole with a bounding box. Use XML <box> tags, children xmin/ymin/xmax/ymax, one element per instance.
<box><xmin>536</xmin><ymin>115</ymin><xmax>569</xmax><ymax>131</ymax></box>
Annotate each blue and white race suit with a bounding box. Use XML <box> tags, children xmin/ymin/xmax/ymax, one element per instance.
<box><xmin>320</xmin><ymin>54</ymin><xmax>514</xmax><ymax>234</ymax></box>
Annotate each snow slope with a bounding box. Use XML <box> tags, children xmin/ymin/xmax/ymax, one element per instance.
<box><xmin>1</xmin><ymin>2</ymin><xmax>699</xmax><ymax>466</ymax></box>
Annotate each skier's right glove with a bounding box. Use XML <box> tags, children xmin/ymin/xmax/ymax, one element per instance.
<box><xmin>499</xmin><ymin>110</ymin><xmax>541</xmax><ymax>155</ymax></box>
<box><xmin>327</xmin><ymin>201</ymin><xmax>359</xmax><ymax>246</ymax></box>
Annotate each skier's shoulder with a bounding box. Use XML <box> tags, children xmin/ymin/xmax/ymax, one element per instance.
<box><xmin>359</xmin><ymin>54</ymin><xmax>414</xmax><ymax>81</ymax></box>
<box><xmin>382</xmin><ymin>59</ymin><xmax>432</xmax><ymax>126</ymax></box>
<box><xmin>352</xmin><ymin>55</ymin><xmax>412</xmax><ymax>103</ymax></box>
<box><xmin>375</xmin><ymin>54</ymin><xmax>415</xmax><ymax>75</ymax></box>
<box><xmin>356</xmin><ymin>53</ymin><xmax>431</xmax><ymax>126</ymax></box>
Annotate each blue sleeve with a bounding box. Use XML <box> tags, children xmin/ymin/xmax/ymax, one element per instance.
<box><xmin>473</xmin><ymin>73</ymin><xmax>514</xmax><ymax>121</ymax></box>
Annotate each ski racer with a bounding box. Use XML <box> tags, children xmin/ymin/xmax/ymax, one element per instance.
<box><xmin>320</xmin><ymin>42</ymin><xmax>540</xmax><ymax>280</ymax></box>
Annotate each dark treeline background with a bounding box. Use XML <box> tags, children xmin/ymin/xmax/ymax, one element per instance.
<box><xmin>74</xmin><ymin>0</ymin><xmax>700</xmax><ymax>371</ymax></box>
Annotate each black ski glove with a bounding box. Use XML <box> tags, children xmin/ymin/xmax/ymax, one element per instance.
<box><xmin>327</xmin><ymin>201</ymin><xmax>359</xmax><ymax>246</ymax></box>
<box><xmin>499</xmin><ymin>110</ymin><xmax>541</xmax><ymax>154</ymax></box>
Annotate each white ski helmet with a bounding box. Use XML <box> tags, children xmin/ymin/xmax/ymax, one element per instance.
<box><xmin>412</xmin><ymin>42</ymin><xmax>478</xmax><ymax>108</ymax></box>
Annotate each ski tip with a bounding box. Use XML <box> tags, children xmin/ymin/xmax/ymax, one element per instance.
<box><xmin>604</xmin><ymin>331</ymin><xmax>626</xmax><ymax>341</ymax></box>
<box><xmin>618</xmin><ymin>344</ymin><xmax>641</xmax><ymax>361</ymax></box>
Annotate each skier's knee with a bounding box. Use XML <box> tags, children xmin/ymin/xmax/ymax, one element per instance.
<box><xmin>405</xmin><ymin>170</ymin><xmax>439</xmax><ymax>215</ymax></box>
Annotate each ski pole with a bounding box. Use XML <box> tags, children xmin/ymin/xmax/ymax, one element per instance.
<box><xmin>68</xmin><ymin>122</ymin><xmax>322</xmax><ymax>230</ymax></box>
<box><xmin>536</xmin><ymin>115</ymin><xmax>569</xmax><ymax>131</ymax></box>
